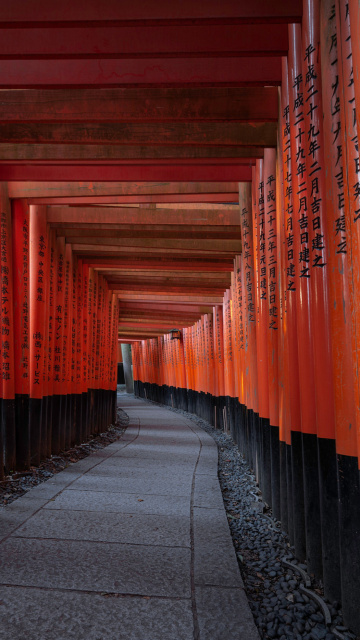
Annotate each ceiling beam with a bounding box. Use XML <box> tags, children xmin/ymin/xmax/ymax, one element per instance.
<box><xmin>0</xmin><ymin>163</ymin><xmax>253</xmax><ymax>182</ymax></box>
<box><xmin>0</xmin><ymin>57</ymin><xmax>281</xmax><ymax>88</ymax></box>
<box><xmin>68</xmin><ymin>236</ymin><xmax>241</xmax><ymax>251</ymax></box>
<box><xmin>118</xmin><ymin>301</ymin><xmax>215</xmax><ymax>314</ymax></box>
<box><xmin>0</xmin><ymin>87</ymin><xmax>278</xmax><ymax>122</ymax></box>
<box><xmin>46</xmin><ymin>206</ymin><xmax>240</xmax><ymax>226</ymax></box>
<box><xmin>0</xmin><ymin>144</ymin><xmax>264</xmax><ymax>161</ymax></box>
<box><xmin>0</xmin><ymin>25</ymin><xmax>287</xmax><ymax>59</ymax></box>
<box><xmin>83</xmin><ymin>259</ymin><xmax>234</xmax><ymax>271</ymax></box>
<box><xmin>56</xmin><ymin>226</ymin><xmax>241</xmax><ymax>239</ymax></box>
<box><xmin>9</xmin><ymin>180</ymin><xmax>238</xmax><ymax>199</ymax></box>
<box><xmin>0</xmin><ymin>1</ymin><xmax>302</xmax><ymax>23</ymax></box>
<box><xmin>116</xmin><ymin>293</ymin><xmax>223</xmax><ymax>303</ymax></box>
<box><xmin>0</xmin><ymin>122</ymin><xmax>276</xmax><ymax>146</ymax></box>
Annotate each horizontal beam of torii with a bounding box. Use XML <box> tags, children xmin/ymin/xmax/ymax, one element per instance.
<box><xmin>1</xmin><ymin>164</ymin><xmax>253</xmax><ymax>182</ymax></box>
<box><xmin>0</xmin><ymin>88</ymin><xmax>278</xmax><ymax>122</ymax></box>
<box><xmin>0</xmin><ymin>25</ymin><xmax>287</xmax><ymax>59</ymax></box>
<box><xmin>9</xmin><ymin>181</ymin><xmax>239</xmax><ymax>198</ymax></box>
<box><xmin>46</xmin><ymin>206</ymin><xmax>240</xmax><ymax>226</ymax></box>
<box><xmin>0</xmin><ymin>1</ymin><xmax>302</xmax><ymax>22</ymax></box>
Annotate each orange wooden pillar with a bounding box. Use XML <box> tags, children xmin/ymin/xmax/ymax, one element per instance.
<box><xmin>223</xmin><ymin>288</ymin><xmax>236</xmax><ymax>434</ymax></box>
<box><xmin>75</xmin><ymin>258</ymin><xmax>84</xmax><ymax>440</ymax></box>
<box><xmin>81</xmin><ymin>263</ymin><xmax>90</xmax><ymax>440</ymax></box>
<box><xmin>288</xmin><ymin>22</ymin><xmax>314</xmax><ymax>565</ymax></box>
<box><xmin>279</xmin><ymin>55</ymin><xmax>300</xmax><ymax>544</ymax></box>
<box><xmin>264</xmin><ymin>147</ymin><xmax>281</xmax><ymax>520</ymax></box>
<box><xmin>213</xmin><ymin>305</ymin><xmax>225</xmax><ymax>429</ymax></box>
<box><xmin>253</xmin><ymin>159</ymin><xmax>272</xmax><ymax>505</ymax></box>
<box><xmin>303</xmin><ymin>0</ymin><xmax>338</xmax><ymax>586</ymax></box>
<box><xmin>276</xmin><ymin>103</ymin><xmax>293</xmax><ymax>537</ymax></box>
<box><xmin>239</xmin><ymin>184</ymin><xmax>259</xmax><ymax>473</ymax></box>
<box><xmin>42</xmin><ymin>224</ymin><xmax>53</xmax><ymax>458</ymax></box>
<box><xmin>12</xmin><ymin>199</ymin><xmax>30</xmax><ymax>469</ymax></box>
<box><xmin>334</xmin><ymin>0</ymin><xmax>360</xmax><ymax>627</ymax></box>
<box><xmin>231</xmin><ymin>259</ymin><xmax>242</xmax><ymax>443</ymax></box>
<box><xmin>63</xmin><ymin>242</ymin><xmax>73</xmax><ymax>447</ymax></box>
<box><xmin>1</xmin><ymin>186</ymin><xmax>16</xmax><ymax>474</ymax></box>
<box><xmin>29</xmin><ymin>205</ymin><xmax>48</xmax><ymax>465</ymax></box>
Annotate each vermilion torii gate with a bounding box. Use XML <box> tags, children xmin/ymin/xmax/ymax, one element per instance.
<box><xmin>1</xmin><ymin>0</ymin><xmax>360</xmax><ymax>634</ymax></box>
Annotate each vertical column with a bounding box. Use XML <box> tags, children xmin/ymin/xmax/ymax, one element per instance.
<box><xmin>12</xmin><ymin>200</ymin><xmax>30</xmax><ymax>469</ymax></box>
<box><xmin>29</xmin><ymin>205</ymin><xmax>48</xmax><ymax>465</ymax></box>
<box><xmin>288</xmin><ymin>22</ymin><xmax>316</xmax><ymax>566</ymax></box>
<box><xmin>276</xmin><ymin>106</ymin><xmax>292</xmax><ymax>537</ymax></box>
<box><xmin>335</xmin><ymin>0</ymin><xmax>360</xmax><ymax>628</ymax></box>
<box><xmin>42</xmin><ymin>222</ymin><xmax>52</xmax><ymax>458</ymax></box>
<box><xmin>239</xmin><ymin>184</ymin><xmax>259</xmax><ymax>473</ymax></box>
<box><xmin>303</xmin><ymin>0</ymin><xmax>338</xmax><ymax>584</ymax></box>
<box><xmin>280</xmin><ymin>55</ymin><xmax>300</xmax><ymax>543</ymax></box>
<box><xmin>63</xmin><ymin>242</ymin><xmax>72</xmax><ymax>448</ymax></box>
<box><xmin>1</xmin><ymin>185</ymin><xmax>15</xmax><ymax>474</ymax></box>
<box><xmin>253</xmin><ymin>159</ymin><xmax>272</xmax><ymax>505</ymax></box>
<box><xmin>264</xmin><ymin>148</ymin><xmax>281</xmax><ymax>520</ymax></box>
<box><xmin>213</xmin><ymin>305</ymin><xmax>225</xmax><ymax>429</ymax></box>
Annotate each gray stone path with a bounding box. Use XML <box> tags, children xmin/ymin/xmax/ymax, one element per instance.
<box><xmin>0</xmin><ymin>394</ymin><xmax>259</xmax><ymax>640</ymax></box>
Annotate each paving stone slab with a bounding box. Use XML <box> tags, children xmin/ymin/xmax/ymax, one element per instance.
<box><xmin>86</xmin><ymin>456</ymin><xmax>196</xmax><ymax>474</ymax></box>
<box><xmin>193</xmin><ymin>474</ymin><xmax>224</xmax><ymax>509</ymax></box>
<box><xmin>43</xmin><ymin>488</ymin><xmax>191</xmax><ymax>517</ymax></box>
<box><xmin>195</xmin><ymin>446</ymin><xmax>218</xmax><ymax>476</ymax></box>
<box><xmin>67</xmin><ymin>471</ymin><xmax>192</xmax><ymax>497</ymax></box>
<box><xmin>0</xmin><ymin>586</ymin><xmax>194</xmax><ymax>640</ymax></box>
<box><xmin>114</xmin><ymin>444</ymin><xmax>199</xmax><ymax>461</ymax></box>
<box><xmin>193</xmin><ymin>507</ymin><xmax>242</xmax><ymax>588</ymax></box>
<box><xmin>13</xmin><ymin>508</ymin><xmax>191</xmax><ymax>547</ymax></box>
<box><xmin>0</xmin><ymin>538</ymin><xmax>191</xmax><ymax>597</ymax></box>
<box><xmin>196</xmin><ymin>586</ymin><xmax>260</xmax><ymax>640</ymax></box>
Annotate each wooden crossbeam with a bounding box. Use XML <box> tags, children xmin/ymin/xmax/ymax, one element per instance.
<box><xmin>9</xmin><ymin>181</ymin><xmax>238</xmax><ymax>198</ymax></box>
<box><xmin>0</xmin><ymin>25</ymin><xmax>288</xmax><ymax>59</ymax></box>
<box><xmin>0</xmin><ymin>163</ymin><xmax>253</xmax><ymax>182</ymax></box>
<box><xmin>0</xmin><ymin>144</ymin><xmax>264</xmax><ymax>161</ymax></box>
<box><xmin>55</xmin><ymin>226</ymin><xmax>241</xmax><ymax>239</ymax></box>
<box><xmin>0</xmin><ymin>87</ymin><xmax>278</xmax><ymax>122</ymax></box>
<box><xmin>0</xmin><ymin>1</ymin><xmax>302</xmax><ymax>23</ymax></box>
<box><xmin>0</xmin><ymin>122</ymin><xmax>276</xmax><ymax>146</ymax></box>
<box><xmin>47</xmin><ymin>206</ymin><xmax>240</xmax><ymax>226</ymax></box>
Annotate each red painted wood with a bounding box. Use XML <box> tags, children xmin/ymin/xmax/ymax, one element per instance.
<box><xmin>0</xmin><ymin>57</ymin><xmax>281</xmax><ymax>88</ymax></box>
<box><xmin>25</xmin><ymin>194</ymin><xmax>240</xmax><ymax>204</ymax></box>
<box><xmin>0</xmin><ymin>164</ymin><xmax>253</xmax><ymax>182</ymax></box>
<box><xmin>0</xmin><ymin>24</ymin><xmax>288</xmax><ymax>59</ymax></box>
<box><xmin>0</xmin><ymin>87</ymin><xmax>278</xmax><ymax>123</ymax></box>
<box><xmin>0</xmin><ymin>0</ymin><xmax>302</xmax><ymax>23</ymax></box>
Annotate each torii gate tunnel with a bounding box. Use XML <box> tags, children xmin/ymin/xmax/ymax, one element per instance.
<box><xmin>1</xmin><ymin>0</ymin><xmax>360</xmax><ymax>634</ymax></box>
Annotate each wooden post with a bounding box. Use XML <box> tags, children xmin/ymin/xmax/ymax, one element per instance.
<box><xmin>12</xmin><ymin>199</ymin><xmax>30</xmax><ymax>469</ymax></box>
<box><xmin>1</xmin><ymin>184</ymin><xmax>16</xmax><ymax>474</ymax></box>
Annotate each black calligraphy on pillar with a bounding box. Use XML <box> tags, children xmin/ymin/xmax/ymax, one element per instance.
<box><xmin>266</xmin><ymin>174</ymin><xmax>278</xmax><ymax>330</ymax></box>
<box><xmin>1</xmin><ymin>212</ymin><xmax>11</xmax><ymax>382</ymax></box>
<box><xmin>283</xmin><ymin>97</ymin><xmax>296</xmax><ymax>292</ymax></box>
<box><xmin>304</xmin><ymin>42</ymin><xmax>327</xmax><ymax>269</ymax></box>
<box><xmin>22</xmin><ymin>218</ymin><xmax>29</xmax><ymax>379</ymax></box>
<box><xmin>241</xmin><ymin>207</ymin><xmax>255</xmax><ymax>323</ymax></box>
<box><xmin>258</xmin><ymin>180</ymin><xmax>267</xmax><ymax>300</ymax></box>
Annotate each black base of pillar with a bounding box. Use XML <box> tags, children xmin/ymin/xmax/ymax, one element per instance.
<box><xmin>270</xmin><ymin>424</ymin><xmax>280</xmax><ymax>521</ymax></box>
<box><xmin>15</xmin><ymin>394</ymin><xmax>30</xmax><ymax>470</ymax></box>
<box><xmin>302</xmin><ymin>432</ymin><xmax>322</xmax><ymax>578</ymax></box>
<box><xmin>3</xmin><ymin>397</ymin><xmax>16</xmax><ymax>473</ymax></box>
<box><xmin>29</xmin><ymin>397</ymin><xmax>42</xmax><ymax>466</ymax></box>
<box><xmin>318</xmin><ymin>437</ymin><xmax>341</xmax><ymax>602</ymax></box>
<box><xmin>338</xmin><ymin>454</ymin><xmax>360</xmax><ymax>635</ymax></box>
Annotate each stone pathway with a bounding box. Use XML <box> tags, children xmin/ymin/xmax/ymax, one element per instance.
<box><xmin>0</xmin><ymin>394</ymin><xmax>259</xmax><ymax>640</ymax></box>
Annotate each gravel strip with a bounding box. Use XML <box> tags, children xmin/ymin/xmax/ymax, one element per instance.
<box><xmin>145</xmin><ymin>399</ymin><xmax>358</xmax><ymax>640</ymax></box>
<box><xmin>0</xmin><ymin>405</ymin><xmax>129</xmax><ymax>509</ymax></box>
